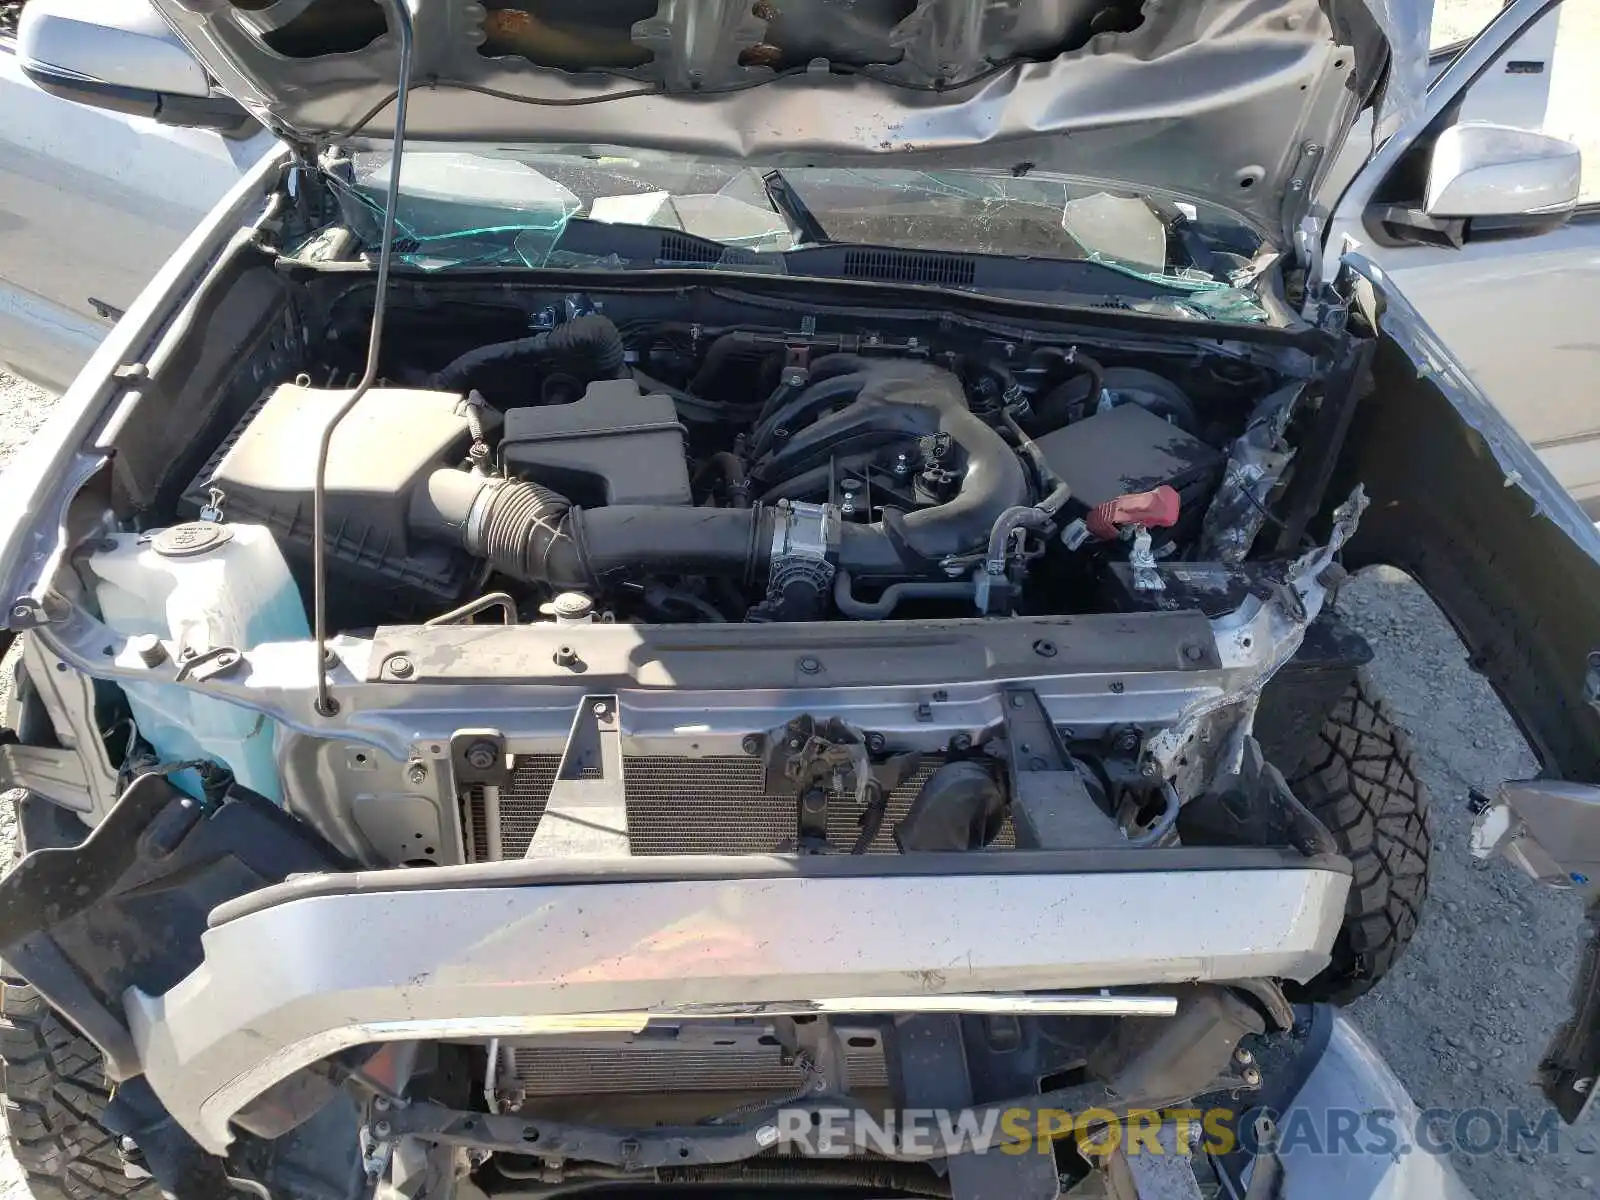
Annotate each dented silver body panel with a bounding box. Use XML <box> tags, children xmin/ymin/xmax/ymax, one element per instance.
<box><xmin>145</xmin><ymin>0</ymin><xmax>1403</xmax><ymax>249</ymax></box>
<box><xmin>130</xmin><ymin>852</ymin><xmax>1349</xmax><ymax>1154</ymax></box>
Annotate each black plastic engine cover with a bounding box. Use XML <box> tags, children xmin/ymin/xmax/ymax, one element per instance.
<box><xmin>1034</xmin><ymin>401</ymin><xmax>1224</xmax><ymax>521</ymax></box>
<box><xmin>500</xmin><ymin>379</ymin><xmax>692</xmax><ymax>507</ymax></box>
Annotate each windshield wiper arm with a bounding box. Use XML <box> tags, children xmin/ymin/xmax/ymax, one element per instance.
<box><xmin>762</xmin><ymin>170</ymin><xmax>832</xmax><ymax>247</ymax></box>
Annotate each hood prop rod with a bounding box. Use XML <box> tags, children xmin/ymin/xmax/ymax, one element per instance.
<box><xmin>311</xmin><ymin>3</ymin><xmax>415</xmax><ymax>717</ymax></box>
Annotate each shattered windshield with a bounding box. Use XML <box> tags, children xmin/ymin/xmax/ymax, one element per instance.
<box><xmin>306</xmin><ymin>149</ymin><xmax>1276</xmax><ymax>324</ymax></box>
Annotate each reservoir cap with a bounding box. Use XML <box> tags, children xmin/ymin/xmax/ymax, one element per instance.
<box><xmin>151</xmin><ymin>522</ymin><xmax>233</xmax><ymax>558</ymax></box>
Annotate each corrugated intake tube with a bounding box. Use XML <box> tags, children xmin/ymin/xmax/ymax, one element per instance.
<box><xmin>409</xmin><ymin>470</ymin><xmax>769</xmax><ymax>590</ymax></box>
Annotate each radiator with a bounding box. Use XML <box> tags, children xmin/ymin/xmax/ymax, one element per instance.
<box><xmin>466</xmin><ymin>753</ymin><xmax>1013</xmax><ymax>859</ymax></box>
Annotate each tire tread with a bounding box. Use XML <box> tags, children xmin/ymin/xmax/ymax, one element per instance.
<box><xmin>1286</xmin><ymin>669</ymin><xmax>1432</xmax><ymax>1005</ymax></box>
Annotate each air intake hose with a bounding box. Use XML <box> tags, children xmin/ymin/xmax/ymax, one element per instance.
<box><xmin>410</xmin><ymin>470</ymin><xmax>770</xmax><ymax>590</ymax></box>
<box><xmin>429</xmin><ymin>314</ymin><xmax>627</xmax><ymax>393</ymax></box>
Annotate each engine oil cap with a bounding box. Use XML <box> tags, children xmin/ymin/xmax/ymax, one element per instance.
<box><xmin>151</xmin><ymin>522</ymin><xmax>233</xmax><ymax>558</ymax></box>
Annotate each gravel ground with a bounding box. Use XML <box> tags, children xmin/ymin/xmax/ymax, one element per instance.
<box><xmin>1</xmin><ymin>2</ymin><xmax>1597</xmax><ymax>1197</ymax></box>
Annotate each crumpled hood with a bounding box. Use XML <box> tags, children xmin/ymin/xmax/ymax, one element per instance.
<box><xmin>149</xmin><ymin>0</ymin><xmax>1425</xmax><ymax>247</ymax></box>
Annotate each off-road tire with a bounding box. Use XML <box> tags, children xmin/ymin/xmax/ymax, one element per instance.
<box><xmin>1285</xmin><ymin>669</ymin><xmax>1431</xmax><ymax>1005</ymax></box>
<box><xmin>0</xmin><ymin>978</ymin><xmax>155</xmax><ymax>1200</ymax></box>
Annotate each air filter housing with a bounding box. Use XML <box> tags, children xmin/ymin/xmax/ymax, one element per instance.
<box><xmin>185</xmin><ymin>382</ymin><xmax>491</xmax><ymax>603</ymax></box>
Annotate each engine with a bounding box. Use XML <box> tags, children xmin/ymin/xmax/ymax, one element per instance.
<box><xmin>186</xmin><ymin>310</ymin><xmax>1246</xmax><ymax>628</ymax></box>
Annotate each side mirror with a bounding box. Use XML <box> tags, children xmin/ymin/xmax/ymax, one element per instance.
<box><xmin>18</xmin><ymin>0</ymin><xmax>254</xmax><ymax>136</ymax></box>
<box><xmin>1371</xmin><ymin>122</ymin><xmax>1581</xmax><ymax>248</ymax></box>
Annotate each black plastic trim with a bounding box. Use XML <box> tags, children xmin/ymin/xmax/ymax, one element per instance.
<box><xmin>19</xmin><ymin>63</ymin><xmax>254</xmax><ymax>136</ymax></box>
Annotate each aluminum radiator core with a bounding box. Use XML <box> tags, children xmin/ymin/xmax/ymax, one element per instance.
<box><xmin>466</xmin><ymin>754</ymin><xmax>1015</xmax><ymax>858</ymax></box>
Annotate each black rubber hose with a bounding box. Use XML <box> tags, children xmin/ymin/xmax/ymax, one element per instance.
<box><xmin>687</xmin><ymin>331</ymin><xmax>775</xmax><ymax>395</ymax></box>
<box><xmin>429</xmin><ymin>314</ymin><xmax>626</xmax><ymax>392</ymax></box>
<box><xmin>832</xmin><ymin>570</ymin><xmax>976</xmax><ymax>618</ymax></box>
<box><xmin>410</xmin><ymin>470</ymin><xmax>768</xmax><ymax>589</ymax></box>
<box><xmin>1029</xmin><ymin>350</ymin><xmax>1106</xmax><ymax>431</ymax></box>
<box><xmin>694</xmin><ymin>452</ymin><xmax>751</xmax><ymax>507</ymax></box>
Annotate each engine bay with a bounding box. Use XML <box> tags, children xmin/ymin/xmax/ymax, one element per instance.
<box><xmin>176</xmin><ymin>291</ymin><xmax>1302</xmax><ymax>632</ymax></box>
<box><xmin>0</xmin><ymin>263</ymin><xmax>1392</xmax><ymax>1200</ymax></box>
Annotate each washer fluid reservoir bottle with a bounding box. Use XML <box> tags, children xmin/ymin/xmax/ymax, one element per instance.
<box><xmin>84</xmin><ymin>522</ymin><xmax>309</xmax><ymax>803</ymax></box>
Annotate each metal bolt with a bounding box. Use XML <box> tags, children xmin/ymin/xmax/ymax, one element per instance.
<box><xmin>593</xmin><ymin>701</ymin><xmax>608</xmax><ymax>716</ymax></box>
<box><xmin>949</xmin><ymin>733</ymin><xmax>973</xmax><ymax>752</ymax></box>
<box><xmin>406</xmin><ymin>762</ymin><xmax>428</xmax><ymax>785</ymax></box>
<box><xmin>373</xmin><ymin>1096</ymin><xmax>392</xmax><ymax>1112</ymax></box>
<box><xmin>1011</xmin><ymin>694</ymin><xmax>1026</xmax><ymax>708</ymax></box>
<box><xmin>131</xmin><ymin>634</ymin><xmax>167</xmax><ymax>668</ymax></box>
<box><xmin>10</xmin><ymin>604</ymin><xmax>29</xmax><ymax>621</ymax></box>
<box><xmin>373</xmin><ymin>1120</ymin><xmax>392</xmax><ymax>1138</ymax></box>
<box><xmin>865</xmin><ymin>732</ymin><xmax>887</xmax><ymax>753</ymax></box>
<box><xmin>1116</xmin><ymin>730</ymin><xmax>1140</xmax><ymax>754</ymax></box>
<box><xmin>387</xmin><ymin>655</ymin><xmax>414</xmax><ymax>679</ymax></box>
<box><xmin>742</xmin><ymin>734</ymin><xmax>763</xmax><ymax>755</ymax></box>
<box><xmin>1242</xmin><ymin>1067</ymin><xmax>1262</xmax><ymax>1088</ymax></box>
<box><xmin>789</xmin><ymin>736</ymin><xmax>804</xmax><ymax>750</ymax></box>
<box><xmin>798</xmin><ymin>656</ymin><xmax>822</xmax><ymax>675</ymax></box>
<box><xmin>553</xmin><ymin>644</ymin><xmax>579</xmax><ymax>667</ymax></box>
<box><xmin>464</xmin><ymin>741</ymin><xmax>499</xmax><ymax>771</ymax></box>
<box><xmin>1141</xmin><ymin>761</ymin><xmax>1157</xmax><ymax>777</ymax></box>
<box><xmin>1183</xmin><ymin>643</ymin><xmax>1206</xmax><ymax>663</ymax></box>
<box><xmin>895</xmin><ymin>454</ymin><xmax>910</xmax><ymax>476</ymax></box>
<box><xmin>1032</xmin><ymin>639</ymin><xmax>1057</xmax><ymax>658</ymax></box>
<box><xmin>1235</xmin><ymin>1047</ymin><xmax>1254</xmax><ymax>1066</ymax></box>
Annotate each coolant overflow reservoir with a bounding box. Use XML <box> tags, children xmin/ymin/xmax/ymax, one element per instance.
<box><xmin>84</xmin><ymin>523</ymin><xmax>309</xmax><ymax>803</ymax></box>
